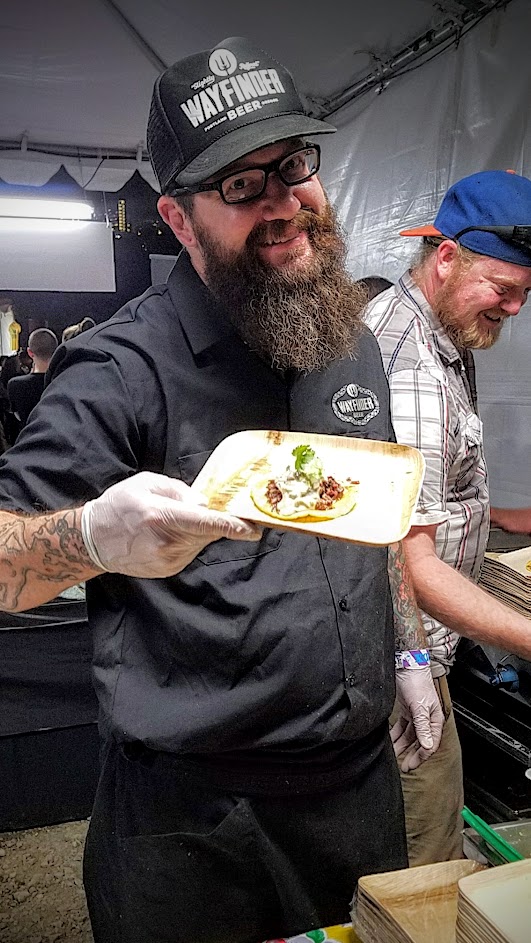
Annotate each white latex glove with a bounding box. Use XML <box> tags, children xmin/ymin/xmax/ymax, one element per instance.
<box><xmin>81</xmin><ymin>471</ymin><xmax>261</xmax><ymax>578</ymax></box>
<box><xmin>391</xmin><ymin>665</ymin><xmax>445</xmax><ymax>772</ymax></box>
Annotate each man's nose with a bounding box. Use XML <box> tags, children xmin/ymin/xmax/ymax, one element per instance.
<box><xmin>259</xmin><ymin>174</ymin><xmax>302</xmax><ymax>221</ymax></box>
<box><xmin>500</xmin><ymin>295</ymin><xmax>525</xmax><ymax>316</ymax></box>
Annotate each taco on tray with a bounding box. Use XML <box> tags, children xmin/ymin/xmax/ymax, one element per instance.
<box><xmin>250</xmin><ymin>444</ymin><xmax>359</xmax><ymax>521</ymax></box>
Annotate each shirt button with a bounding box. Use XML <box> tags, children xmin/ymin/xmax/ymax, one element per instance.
<box><xmin>339</xmin><ymin>597</ymin><xmax>349</xmax><ymax>611</ymax></box>
<box><xmin>346</xmin><ymin>673</ymin><xmax>356</xmax><ymax>687</ymax></box>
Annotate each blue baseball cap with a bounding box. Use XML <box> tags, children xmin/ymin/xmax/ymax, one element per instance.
<box><xmin>400</xmin><ymin>170</ymin><xmax>531</xmax><ymax>267</ymax></box>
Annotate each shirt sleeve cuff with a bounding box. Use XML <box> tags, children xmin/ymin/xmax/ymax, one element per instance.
<box><xmin>411</xmin><ymin>507</ymin><xmax>451</xmax><ymax>527</ymax></box>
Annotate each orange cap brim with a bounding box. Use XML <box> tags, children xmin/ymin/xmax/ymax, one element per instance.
<box><xmin>399</xmin><ymin>225</ymin><xmax>442</xmax><ymax>237</ymax></box>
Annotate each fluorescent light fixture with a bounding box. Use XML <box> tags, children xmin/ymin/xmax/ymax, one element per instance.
<box><xmin>0</xmin><ymin>218</ymin><xmax>91</xmax><ymax>234</ymax></box>
<box><xmin>0</xmin><ymin>197</ymin><xmax>94</xmax><ymax>220</ymax></box>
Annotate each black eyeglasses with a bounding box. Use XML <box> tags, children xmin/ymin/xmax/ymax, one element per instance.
<box><xmin>454</xmin><ymin>225</ymin><xmax>531</xmax><ymax>252</ymax></box>
<box><xmin>169</xmin><ymin>144</ymin><xmax>321</xmax><ymax>205</ymax></box>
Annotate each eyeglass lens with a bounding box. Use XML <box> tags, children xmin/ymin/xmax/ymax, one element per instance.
<box><xmin>512</xmin><ymin>226</ymin><xmax>531</xmax><ymax>249</ymax></box>
<box><xmin>221</xmin><ymin>147</ymin><xmax>319</xmax><ymax>204</ymax></box>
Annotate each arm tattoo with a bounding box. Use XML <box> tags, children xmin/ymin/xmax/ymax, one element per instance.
<box><xmin>0</xmin><ymin>508</ymin><xmax>93</xmax><ymax>612</ymax></box>
<box><xmin>388</xmin><ymin>541</ymin><xmax>428</xmax><ymax>651</ymax></box>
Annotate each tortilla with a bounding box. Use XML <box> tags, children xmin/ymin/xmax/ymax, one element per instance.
<box><xmin>250</xmin><ymin>476</ymin><xmax>359</xmax><ymax>521</ymax></box>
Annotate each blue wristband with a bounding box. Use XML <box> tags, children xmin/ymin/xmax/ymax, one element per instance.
<box><xmin>395</xmin><ymin>649</ymin><xmax>430</xmax><ymax>670</ymax></box>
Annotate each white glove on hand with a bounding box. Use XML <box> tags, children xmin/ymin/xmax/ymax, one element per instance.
<box><xmin>391</xmin><ymin>665</ymin><xmax>445</xmax><ymax>772</ymax></box>
<box><xmin>81</xmin><ymin>471</ymin><xmax>261</xmax><ymax>578</ymax></box>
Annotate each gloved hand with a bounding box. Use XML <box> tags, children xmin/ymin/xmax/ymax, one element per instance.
<box><xmin>81</xmin><ymin>471</ymin><xmax>262</xmax><ymax>578</ymax></box>
<box><xmin>391</xmin><ymin>665</ymin><xmax>445</xmax><ymax>772</ymax></box>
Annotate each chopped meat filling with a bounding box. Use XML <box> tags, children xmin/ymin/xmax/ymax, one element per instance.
<box><xmin>315</xmin><ymin>475</ymin><xmax>344</xmax><ymax>510</ymax></box>
<box><xmin>266</xmin><ymin>479</ymin><xmax>283</xmax><ymax>508</ymax></box>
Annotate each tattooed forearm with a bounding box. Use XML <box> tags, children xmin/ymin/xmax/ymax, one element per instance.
<box><xmin>0</xmin><ymin>508</ymin><xmax>99</xmax><ymax>613</ymax></box>
<box><xmin>388</xmin><ymin>541</ymin><xmax>428</xmax><ymax>651</ymax></box>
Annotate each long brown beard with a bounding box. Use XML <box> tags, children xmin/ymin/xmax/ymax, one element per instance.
<box><xmin>194</xmin><ymin>202</ymin><xmax>367</xmax><ymax>372</ymax></box>
<box><xmin>433</xmin><ymin>262</ymin><xmax>504</xmax><ymax>350</ymax></box>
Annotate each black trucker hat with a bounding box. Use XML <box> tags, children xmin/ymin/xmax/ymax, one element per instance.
<box><xmin>147</xmin><ymin>35</ymin><xmax>336</xmax><ymax>193</ymax></box>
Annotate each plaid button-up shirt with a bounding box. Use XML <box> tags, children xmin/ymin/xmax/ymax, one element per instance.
<box><xmin>365</xmin><ymin>271</ymin><xmax>489</xmax><ymax>674</ymax></box>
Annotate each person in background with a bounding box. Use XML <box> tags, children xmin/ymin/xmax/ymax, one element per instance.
<box><xmin>0</xmin><ymin>353</ymin><xmax>24</xmax><ymax>445</ymax></box>
<box><xmin>365</xmin><ymin>170</ymin><xmax>531</xmax><ymax>867</ymax></box>
<box><xmin>18</xmin><ymin>348</ymin><xmax>33</xmax><ymax>374</ymax></box>
<box><xmin>357</xmin><ymin>274</ymin><xmax>393</xmax><ymax>301</ymax></box>
<box><xmin>7</xmin><ymin>328</ymin><xmax>58</xmax><ymax>433</ymax></box>
<box><xmin>489</xmin><ymin>506</ymin><xmax>531</xmax><ymax>533</ymax></box>
<box><xmin>62</xmin><ymin>317</ymin><xmax>96</xmax><ymax>343</ymax></box>
<box><xmin>0</xmin><ymin>36</ymin><xmax>444</xmax><ymax>943</ymax></box>
<box><xmin>0</xmin><ymin>353</ymin><xmax>22</xmax><ymax>387</ymax></box>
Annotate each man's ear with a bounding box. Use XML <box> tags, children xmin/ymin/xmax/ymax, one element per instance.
<box><xmin>157</xmin><ymin>195</ymin><xmax>196</xmax><ymax>248</ymax></box>
<box><xmin>435</xmin><ymin>239</ymin><xmax>459</xmax><ymax>280</ymax></box>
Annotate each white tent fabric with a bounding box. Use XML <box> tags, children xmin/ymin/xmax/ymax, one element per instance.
<box><xmin>0</xmin><ymin>0</ymin><xmax>448</xmax><ymax>191</ymax></box>
<box><xmin>0</xmin><ymin>0</ymin><xmax>530</xmax><ymax>505</ymax></box>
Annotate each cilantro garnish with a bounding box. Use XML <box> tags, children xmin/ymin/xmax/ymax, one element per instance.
<box><xmin>292</xmin><ymin>445</ymin><xmax>325</xmax><ymax>486</ymax></box>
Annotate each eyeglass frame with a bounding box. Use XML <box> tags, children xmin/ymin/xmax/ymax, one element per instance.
<box><xmin>167</xmin><ymin>143</ymin><xmax>321</xmax><ymax>205</ymax></box>
<box><xmin>453</xmin><ymin>224</ymin><xmax>531</xmax><ymax>252</ymax></box>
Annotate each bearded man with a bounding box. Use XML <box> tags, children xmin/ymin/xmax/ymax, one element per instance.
<box><xmin>0</xmin><ymin>35</ymin><xmax>451</xmax><ymax>943</ymax></box>
<box><xmin>365</xmin><ymin>170</ymin><xmax>531</xmax><ymax>868</ymax></box>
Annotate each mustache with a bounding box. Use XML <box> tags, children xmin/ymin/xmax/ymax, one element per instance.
<box><xmin>247</xmin><ymin>209</ymin><xmax>321</xmax><ymax>249</ymax></box>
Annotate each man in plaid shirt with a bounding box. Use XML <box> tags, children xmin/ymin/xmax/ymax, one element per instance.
<box><xmin>365</xmin><ymin>170</ymin><xmax>531</xmax><ymax>866</ymax></box>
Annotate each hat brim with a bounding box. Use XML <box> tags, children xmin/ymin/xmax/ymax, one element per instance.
<box><xmin>175</xmin><ymin>114</ymin><xmax>336</xmax><ymax>187</ymax></box>
<box><xmin>399</xmin><ymin>225</ymin><xmax>442</xmax><ymax>237</ymax></box>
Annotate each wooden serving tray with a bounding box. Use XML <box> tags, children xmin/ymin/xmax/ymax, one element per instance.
<box><xmin>354</xmin><ymin>860</ymin><xmax>486</xmax><ymax>943</ymax></box>
<box><xmin>192</xmin><ymin>430</ymin><xmax>425</xmax><ymax>546</ymax></box>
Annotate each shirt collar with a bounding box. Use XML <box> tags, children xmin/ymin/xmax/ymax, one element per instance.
<box><xmin>166</xmin><ymin>251</ymin><xmax>234</xmax><ymax>356</ymax></box>
<box><xmin>397</xmin><ymin>269</ymin><xmax>463</xmax><ymax>366</ymax></box>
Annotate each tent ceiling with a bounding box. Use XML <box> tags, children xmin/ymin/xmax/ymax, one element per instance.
<box><xmin>0</xmin><ymin>0</ymin><xmax>501</xmax><ymax>158</ymax></box>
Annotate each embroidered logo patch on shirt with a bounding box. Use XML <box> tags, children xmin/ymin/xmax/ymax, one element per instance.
<box><xmin>331</xmin><ymin>383</ymin><xmax>380</xmax><ymax>425</ymax></box>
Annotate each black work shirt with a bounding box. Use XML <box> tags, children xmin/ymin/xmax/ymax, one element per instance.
<box><xmin>0</xmin><ymin>254</ymin><xmax>395</xmax><ymax>772</ymax></box>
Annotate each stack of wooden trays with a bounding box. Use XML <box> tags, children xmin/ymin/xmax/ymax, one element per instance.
<box><xmin>353</xmin><ymin>860</ymin><xmax>485</xmax><ymax>943</ymax></box>
<box><xmin>456</xmin><ymin>859</ymin><xmax>531</xmax><ymax>942</ymax></box>
<box><xmin>478</xmin><ymin>548</ymin><xmax>531</xmax><ymax>617</ymax></box>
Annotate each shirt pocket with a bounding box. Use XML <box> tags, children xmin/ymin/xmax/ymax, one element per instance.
<box><xmin>462</xmin><ymin>411</ymin><xmax>483</xmax><ymax>448</ymax></box>
<box><xmin>177</xmin><ymin>449</ymin><xmax>283</xmax><ymax>565</ymax></box>
<box><xmin>454</xmin><ymin>409</ymin><xmax>485</xmax><ymax>488</ymax></box>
